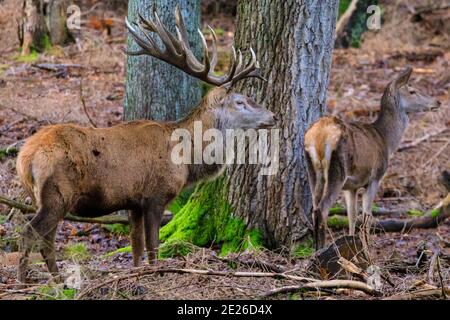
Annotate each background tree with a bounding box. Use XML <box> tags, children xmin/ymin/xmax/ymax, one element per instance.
<box><xmin>21</xmin><ymin>0</ymin><xmax>72</xmax><ymax>55</ymax></box>
<box><xmin>161</xmin><ymin>0</ymin><xmax>339</xmax><ymax>251</ymax></box>
<box><xmin>124</xmin><ymin>0</ymin><xmax>202</xmax><ymax>121</ymax></box>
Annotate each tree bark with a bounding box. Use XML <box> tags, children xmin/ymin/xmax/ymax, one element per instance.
<box><xmin>228</xmin><ymin>0</ymin><xmax>339</xmax><ymax>248</ymax></box>
<box><xmin>124</xmin><ymin>0</ymin><xmax>202</xmax><ymax>121</ymax></box>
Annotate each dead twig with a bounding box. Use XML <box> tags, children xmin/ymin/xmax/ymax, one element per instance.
<box><xmin>77</xmin><ymin>267</ymin><xmax>318</xmax><ymax>300</ymax></box>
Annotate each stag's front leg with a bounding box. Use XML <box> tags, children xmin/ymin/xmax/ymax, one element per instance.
<box><xmin>143</xmin><ymin>203</ymin><xmax>164</xmax><ymax>264</ymax></box>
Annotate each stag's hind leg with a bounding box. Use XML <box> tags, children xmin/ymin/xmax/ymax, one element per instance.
<box><xmin>143</xmin><ymin>203</ymin><xmax>164</xmax><ymax>264</ymax></box>
<box><xmin>18</xmin><ymin>205</ymin><xmax>64</xmax><ymax>282</ymax></box>
<box><xmin>40</xmin><ymin>226</ymin><xmax>58</xmax><ymax>275</ymax></box>
<box><xmin>129</xmin><ymin>210</ymin><xmax>145</xmax><ymax>267</ymax></box>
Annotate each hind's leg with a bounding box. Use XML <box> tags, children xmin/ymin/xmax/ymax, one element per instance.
<box><xmin>361</xmin><ymin>180</ymin><xmax>379</xmax><ymax>259</ymax></box>
<box><xmin>129</xmin><ymin>210</ymin><xmax>145</xmax><ymax>267</ymax></box>
<box><xmin>343</xmin><ymin>190</ymin><xmax>358</xmax><ymax>236</ymax></box>
<box><xmin>314</xmin><ymin>159</ymin><xmax>346</xmax><ymax>250</ymax></box>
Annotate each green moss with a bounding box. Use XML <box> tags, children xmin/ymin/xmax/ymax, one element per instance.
<box><xmin>167</xmin><ymin>186</ymin><xmax>195</xmax><ymax>214</ymax></box>
<box><xmin>39</xmin><ymin>34</ymin><xmax>53</xmax><ymax>52</ymax></box>
<box><xmin>293</xmin><ymin>238</ymin><xmax>314</xmax><ymax>258</ymax></box>
<box><xmin>329</xmin><ymin>204</ymin><xmax>345</xmax><ymax>215</ymax></box>
<box><xmin>407</xmin><ymin>209</ymin><xmax>425</xmax><ymax>217</ymax></box>
<box><xmin>327</xmin><ymin>215</ymin><xmax>349</xmax><ymax>229</ymax></box>
<box><xmin>65</xmin><ymin>242</ymin><xmax>90</xmax><ymax>262</ymax></box>
<box><xmin>160</xmin><ymin>177</ymin><xmax>263</xmax><ymax>256</ymax></box>
<box><xmin>102</xmin><ymin>223</ymin><xmax>130</xmax><ymax>236</ymax></box>
<box><xmin>15</xmin><ymin>50</ymin><xmax>39</xmax><ymax>63</ymax></box>
<box><xmin>431</xmin><ymin>209</ymin><xmax>441</xmax><ymax>218</ymax></box>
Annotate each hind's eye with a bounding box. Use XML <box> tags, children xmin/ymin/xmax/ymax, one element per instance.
<box><xmin>409</xmin><ymin>90</ymin><xmax>416</xmax><ymax>94</ymax></box>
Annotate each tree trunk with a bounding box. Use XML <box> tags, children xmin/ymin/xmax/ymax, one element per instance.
<box><xmin>21</xmin><ymin>0</ymin><xmax>71</xmax><ymax>55</ymax></box>
<box><xmin>228</xmin><ymin>0</ymin><xmax>339</xmax><ymax>248</ymax></box>
<box><xmin>124</xmin><ymin>0</ymin><xmax>202</xmax><ymax>121</ymax></box>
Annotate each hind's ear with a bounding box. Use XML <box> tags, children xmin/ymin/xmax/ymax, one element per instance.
<box><xmin>391</xmin><ymin>67</ymin><xmax>413</xmax><ymax>91</ymax></box>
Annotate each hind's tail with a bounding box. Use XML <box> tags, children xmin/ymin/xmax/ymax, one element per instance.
<box><xmin>305</xmin><ymin>117</ymin><xmax>343</xmax><ymax>210</ymax></box>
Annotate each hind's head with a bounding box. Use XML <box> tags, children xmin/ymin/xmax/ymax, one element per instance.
<box><xmin>388</xmin><ymin>67</ymin><xmax>441</xmax><ymax>114</ymax></box>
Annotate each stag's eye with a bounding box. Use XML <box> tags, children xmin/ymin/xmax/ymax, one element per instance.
<box><xmin>409</xmin><ymin>89</ymin><xmax>416</xmax><ymax>95</ymax></box>
<box><xmin>236</xmin><ymin>101</ymin><xmax>246</xmax><ymax>108</ymax></box>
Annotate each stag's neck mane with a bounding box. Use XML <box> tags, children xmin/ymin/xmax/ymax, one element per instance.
<box><xmin>174</xmin><ymin>87</ymin><xmax>228</xmax><ymax>184</ymax></box>
<box><xmin>374</xmin><ymin>89</ymin><xmax>409</xmax><ymax>154</ymax></box>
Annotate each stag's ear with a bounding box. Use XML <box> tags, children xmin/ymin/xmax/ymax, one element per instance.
<box><xmin>391</xmin><ymin>67</ymin><xmax>413</xmax><ymax>91</ymax></box>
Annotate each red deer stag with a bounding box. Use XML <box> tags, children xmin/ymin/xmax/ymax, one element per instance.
<box><xmin>16</xmin><ymin>6</ymin><xmax>275</xmax><ymax>282</ymax></box>
<box><xmin>304</xmin><ymin>67</ymin><xmax>440</xmax><ymax>250</ymax></box>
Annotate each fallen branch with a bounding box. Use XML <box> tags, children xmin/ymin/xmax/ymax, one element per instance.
<box><xmin>0</xmin><ymin>194</ymin><xmax>172</xmax><ymax>226</ymax></box>
<box><xmin>398</xmin><ymin>128</ymin><xmax>448</xmax><ymax>152</ymax></box>
<box><xmin>261</xmin><ymin>279</ymin><xmax>380</xmax><ymax>298</ymax></box>
<box><xmin>373</xmin><ymin>194</ymin><xmax>450</xmax><ymax>233</ymax></box>
<box><xmin>384</xmin><ymin>287</ymin><xmax>450</xmax><ymax>300</ymax></box>
<box><xmin>330</xmin><ymin>206</ymin><xmax>407</xmax><ymax>217</ymax></box>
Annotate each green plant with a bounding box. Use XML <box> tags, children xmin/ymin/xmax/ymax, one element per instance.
<box><xmin>327</xmin><ymin>215</ymin><xmax>349</xmax><ymax>229</ymax></box>
<box><xmin>65</xmin><ymin>242</ymin><xmax>90</xmax><ymax>262</ymax></box>
<box><xmin>102</xmin><ymin>246</ymin><xmax>132</xmax><ymax>258</ymax></box>
<box><xmin>158</xmin><ymin>239</ymin><xmax>196</xmax><ymax>259</ymax></box>
<box><xmin>102</xmin><ymin>223</ymin><xmax>130</xmax><ymax>236</ymax></box>
<box><xmin>293</xmin><ymin>238</ymin><xmax>314</xmax><ymax>258</ymax></box>
<box><xmin>37</xmin><ymin>285</ymin><xmax>76</xmax><ymax>300</ymax></box>
<box><xmin>407</xmin><ymin>209</ymin><xmax>424</xmax><ymax>217</ymax></box>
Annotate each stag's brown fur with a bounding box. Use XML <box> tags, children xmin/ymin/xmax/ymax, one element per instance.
<box><xmin>305</xmin><ymin>68</ymin><xmax>440</xmax><ymax>250</ymax></box>
<box><xmin>16</xmin><ymin>87</ymin><xmax>275</xmax><ymax>282</ymax></box>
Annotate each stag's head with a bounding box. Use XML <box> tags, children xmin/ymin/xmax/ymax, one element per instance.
<box><xmin>387</xmin><ymin>67</ymin><xmax>441</xmax><ymax>114</ymax></box>
<box><xmin>125</xmin><ymin>6</ymin><xmax>276</xmax><ymax>130</ymax></box>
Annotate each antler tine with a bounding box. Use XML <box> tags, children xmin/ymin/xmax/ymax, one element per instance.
<box><xmin>207</xmin><ymin>26</ymin><xmax>218</xmax><ymax>71</ymax></box>
<box><xmin>126</xmin><ymin>6</ymin><xmax>264</xmax><ymax>87</ymax></box>
<box><xmin>125</xmin><ymin>18</ymin><xmax>162</xmax><ymax>58</ymax></box>
<box><xmin>138</xmin><ymin>13</ymin><xmax>157</xmax><ymax>32</ymax></box>
<box><xmin>198</xmin><ymin>30</ymin><xmax>211</xmax><ymax>74</ymax></box>
<box><xmin>152</xmin><ymin>9</ymin><xmax>179</xmax><ymax>56</ymax></box>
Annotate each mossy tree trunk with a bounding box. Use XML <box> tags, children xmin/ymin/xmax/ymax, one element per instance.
<box><xmin>21</xmin><ymin>0</ymin><xmax>72</xmax><ymax>55</ymax></box>
<box><xmin>124</xmin><ymin>0</ymin><xmax>202</xmax><ymax>121</ymax></box>
<box><xmin>227</xmin><ymin>0</ymin><xmax>339</xmax><ymax>248</ymax></box>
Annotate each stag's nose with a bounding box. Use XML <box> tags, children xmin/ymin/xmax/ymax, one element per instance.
<box><xmin>272</xmin><ymin>114</ymin><xmax>278</xmax><ymax>122</ymax></box>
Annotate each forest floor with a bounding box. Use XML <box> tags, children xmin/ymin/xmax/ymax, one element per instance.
<box><xmin>0</xmin><ymin>0</ymin><xmax>449</xmax><ymax>299</ymax></box>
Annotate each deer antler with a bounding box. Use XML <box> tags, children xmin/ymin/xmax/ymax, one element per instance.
<box><xmin>125</xmin><ymin>5</ymin><xmax>265</xmax><ymax>87</ymax></box>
